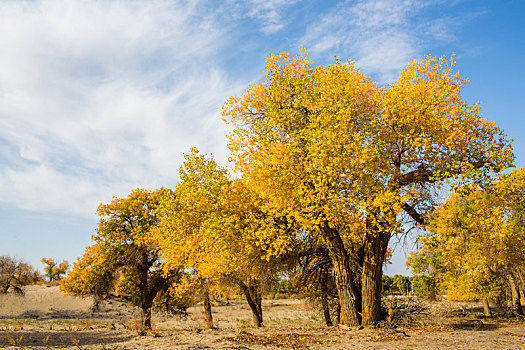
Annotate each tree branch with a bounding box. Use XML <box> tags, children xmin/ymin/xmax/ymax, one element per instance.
<box><xmin>402</xmin><ymin>203</ymin><xmax>427</xmax><ymax>225</ymax></box>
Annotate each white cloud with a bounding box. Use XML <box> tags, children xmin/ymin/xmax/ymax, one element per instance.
<box><xmin>245</xmin><ymin>0</ymin><xmax>298</xmax><ymax>34</ymax></box>
<box><xmin>0</xmin><ymin>0</ymin><xmax>477</xmax><ymax>216</ymax></box>
<box><xmin>0</xmin><ymin>0</ymin><xmax>241</xmax><ymax>215</ymax></box>
<box><xmin>301</xmin><ymin>0</ymin><xmax>461</xmax><ymax>83</ymax></box>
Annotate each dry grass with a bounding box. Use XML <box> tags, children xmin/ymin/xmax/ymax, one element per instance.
<box><xmin>0</xmin><ymin>286</ymin><xmax>524</xmax><ymax>349</ymax></box>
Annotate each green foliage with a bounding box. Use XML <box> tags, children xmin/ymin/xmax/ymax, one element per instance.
<box><xmin>392</xmin><ymin>275</ymin><xmax>411</xmax><ymax>295</ymax></box>
<box><xmin>382</xmin><ymin>275</ymin><xmax>393</xmax><ymax>294</ymax></box>
<box><xmin>411</xmin><ymin>275</ymin><xmax>441</xmax><ymax>300</ymax></box>
<box><xmin>406</xmin><ymin>242</ymin><xmax>445</xmax><ymax>300</ymax></box>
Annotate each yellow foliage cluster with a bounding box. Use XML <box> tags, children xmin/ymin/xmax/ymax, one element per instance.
<box><xmin>222</xmin><ymin>51</ymin><xmax>513</xmax><ymax>243</ymax></box>
<box><xmin>41</xmin><ymin>258</ymin><xmax>69</xmax><ymax>282</ymax></box>
<box><xmin>425</xmin><ymin>168</ymin><xmax>525</xmax><ymax>301</ymax></box>
<box><xmin>154</xmin><ymin>149</ymin><xmax>292</xmax><ymax>299</ymax></box>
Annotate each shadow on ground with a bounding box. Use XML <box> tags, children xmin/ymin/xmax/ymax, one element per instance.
<box><xmin>0</xmin><ymin>329</ymin><xmax>133</xmax><ymax>348</ymax></box>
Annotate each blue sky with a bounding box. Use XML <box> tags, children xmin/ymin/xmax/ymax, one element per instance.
<box><xmin>0</xmin><ymin>0</ymin><xmax>523</xmax><ymax>275</ymax></box>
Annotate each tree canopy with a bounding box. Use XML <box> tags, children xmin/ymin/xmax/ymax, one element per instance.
<box><xmin>0</xmin><ymin>256</ymin><xmax>41</xmax><ymax>294</ymax></box>
<box><xmin>154</xmin><ymin>148</ymin><xmax>293</xmax><ymax>327</ymax></box>
<box><xmin>61</xmin><ymin>188</ymin><xmax>182</xmax><ymax>333</ymax></box>
<box><xmin>222</xmin><ymin>50</ymin><xmax>514</xmax><ymax>325</ymax></box>
<box><xmin>415</xmin><ymin>168</ymin><xmax>525</xmax><ymax>315</ymax></box>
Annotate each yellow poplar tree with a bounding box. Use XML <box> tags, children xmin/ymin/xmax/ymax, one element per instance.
<box><xmin>155</xmin><ymin>149</ymin><xmax>292</xmax><ymax>327</ymax></box>
<box><xmin>154</xmin><ymin>148</ymin><xmax>231</xmax><ymax>328</ymax></box>
<box><xmin>61</xmin><ymin>188</ymin><xmax>181</xmax><ymax>333</ymax></box>
<box><xmin>222</xmin><ymin>50</ymin><xmax>513</xmax><ymax>325</ymax></box>
<box><xmin>428</xmin><ymin>168</ymin><xmax>525</xmax><ymax>315</ymax></box>
<box><xmin>41</xmin><ymin>258</ymin><xmax>69</xmax><ymax>282</ymax></box>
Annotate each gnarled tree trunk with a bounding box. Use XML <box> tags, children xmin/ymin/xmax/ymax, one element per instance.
<box><xmin>321</xmin><ymin>223</ymin><xmax>361</xmax><ymax>326</ymax></box>
<box><xmin>361</xmin><ymin>230</ymin><xmax>391</xmax><ymax>325</ymax></box>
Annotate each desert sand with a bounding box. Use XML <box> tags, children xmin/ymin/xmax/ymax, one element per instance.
<box><xmin>0</xmin><ymin>285</ymin><xmax>524</xmax><ymax>349</ymax></box>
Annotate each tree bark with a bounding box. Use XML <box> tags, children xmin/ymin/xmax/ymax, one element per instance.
<box><xmin>518</xmin><ymin>271</ymin><xmax>525</xmax><ymax>295</ymax></box>
<box><xmin>482</xmin><ymin>298</ymin><xmax>492</xmax><ymax>317</ymax></box>
<box><xmin>361</xmin><ymin>225</ymin><xmax>391</xmax><ymax>325</ymax></box>
<box><xmin>320</xmin><ymin>277</ymin><xmax>333</xmax><ymax>326</ymax></box>
<box><xmin>336</xmin><ymin>302</ymin><xmax>341</xmax><ymax>325</ymax></box>
<box><xmin>141</xmin><ymin>299</ymin><xmax>153</xmax><ymax>333</ymax></box>
<box><xmin>239</xmin><ymin>279</ymin><xmax>263</xmax><ymax>327</ymax></box>
<box><xmin>508</xmin><ymin>275</ymin><xmax>523</xmax><ymax>316</ymax></box>
<box><xmin>203</xmin><ymin>288</ymin><xmax>214</xmax><ymax>328</ymax></box>
<box><xmin>321</xmin><ymin>223</ymin><xmax>361</xmax><ymax>326</ymax></box>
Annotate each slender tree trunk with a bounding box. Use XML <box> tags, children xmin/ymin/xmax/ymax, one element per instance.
<box><xmin>336</xmin><ymin>303</ymin><xmax>341</xmax><ymax>325</ymax></box>
<box><xmin>203</xmin><ymin>288</ymin><xmax>214</xmax><ymax>328</ymax></box>
<box><xmin>239</xmin><ymin>279</ymin><xmax>263</xmax><ymax>327</ymax></box>
<box><xmin>482</xmin><ymin>298</ymin><xmax>492</xmax><ymax>317</ymax></box>
<box><xmin>508</xmin><ymin>275</ymin><xmax>523</xmax><ymax>316</ymax></box>
<box><xmin>518</xmin><ymin>271</ymin><xmax>525</xmax><ymax>295</ymax></box>
<box><xmin>320</xmin><ymin>276</ymin><xmax>333</xmax><ymax>326</ymax></box>
<box><xmin>361</xmin><ymin>230</ymin><xmax>391</xmax><ymax>326</ymax></box>
<box><xmin>493</xmin><ymin>294</ymin><xmax>504</xmax><ymax>311</ymax></box>
<box><xmin>321</xmin><ymin>223</ymin><xmax>361</xmax><ymax>326</ymax></box>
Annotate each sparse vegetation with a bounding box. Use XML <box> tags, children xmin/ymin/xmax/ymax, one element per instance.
<box><xmin>0</xmin><ymin>256</ymin><xmax>41</xmax><ymax>294</ymax></box>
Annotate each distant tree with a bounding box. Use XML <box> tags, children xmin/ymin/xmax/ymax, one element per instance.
<box><xmin>392</xmin><ymin>275</ymin><xmax>411</xmax><ymax>295</ymax></box>
<box><xmin>406</xmin><ymin>242</ymin><xmax>445</xmax><ymax>300</ymax></box>
<box><xmin>41</xmin><ymin>258</ymin><xmax>69</xmax><ymax>282</ymax></box>
<box><xmin>382</xmin><ymin>275</ymin><xmax>394</xmax><ymax>295</ymax></box>
<box><xmin>415</xmin><ymin>168</ymin><xmax>525</xmax><ymax>316</ymax></box>
<box><xmin>61</xmin><ymin>188</ymin><xmax>182</xmax><ymax>334</ymax></box>
<box><xmin>0</xmin><ymin>256</ymin><xmax>41</xmax><ymax>294</ymax></box>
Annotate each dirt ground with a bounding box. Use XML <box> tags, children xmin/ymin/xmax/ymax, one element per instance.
<box><xmin>0</xmin><ymin>285</ymin><xmax>523</xmax><ymax>349</ymax></box>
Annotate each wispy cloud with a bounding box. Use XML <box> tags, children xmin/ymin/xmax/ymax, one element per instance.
<box><xmin>0</xmin><ymin>0</ymin><xmax>240</xmax><ymax>214</ymax></box>
<box><xmin>245</xmin><ymin>0</ymin><xmax>299</xmax><ymax>34</ymax></box>
<box><xmin>301</xmin><ymin>0</ymin><xmax>466</xmax><ymax>83</ymax></box>
<box><xmin>0</xmin><ymin>0</ymin><xmax>481</xmax><ymax>216</ymax></box>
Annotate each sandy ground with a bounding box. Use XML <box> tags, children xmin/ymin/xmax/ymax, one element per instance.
<box><xmin>0</xmin><ymin>285</ymin><xmax>524</xmax><ymax>349</ymax></box>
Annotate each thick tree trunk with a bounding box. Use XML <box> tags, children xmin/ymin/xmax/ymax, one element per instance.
<box><xmin>239</xmin><ymin>279</ymin><xmax>263</xmax><ymax>327</ymax></box>
<box><xmin>138</xmin><ymin>269</ymin><xmax>153</xmax><ymax>334</ymax></box>
<box><xmin>141</xmin><ymin>300</ymin><xmax>153</xmax><ymax>332</ymax></box>
<box><xmin>361</xmin><ymin>230</ymin><xmax>391</xmax><ymax>326</ymax></box>
<box><xmin>482</xmin><ymin>298</ymin><xmax>492</xmax><ymax>317</ymax></box>
<box><xmin>321</xmin><ymin>223</ymin><xmax>361</xmax><ymax>326</ymax></box>
<box><xmin>203</xmin><ymin>288</ymin><xmax>214</xmax><ymax>328</ymax></box>
<box><xmin>508</xmin><ymin>275</ymin><xmax>523</xmax><ymax>316</ymax></box>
